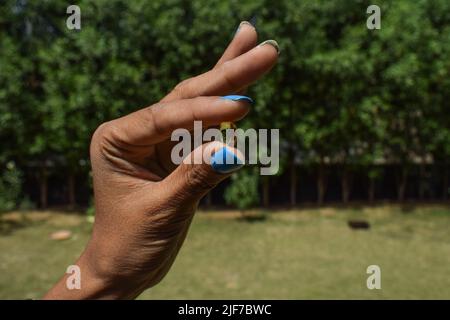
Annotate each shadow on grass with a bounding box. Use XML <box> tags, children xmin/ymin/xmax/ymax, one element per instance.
<box><xmin>347</xmin><ymin>219</ymin><xmax>371</xmax><ymax>230</ymax></box>
<box><xmin>0</xmin><ymin>214</ymin><xmax>32</xmax><ymax>235</ymax></box>
<box><xmin>236</xmin><ymin>211</ymin><xmax>270</xmax><ymax>223</ymax></box>
<box><xmin>400</xmin><ymin>204</ymin><xmax>416</xmax><ymax>214</ymax></box>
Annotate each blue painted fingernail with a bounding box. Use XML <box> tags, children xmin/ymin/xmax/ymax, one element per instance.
<box><xmin>211</xmin><ymin>147</ymin><xmax>244</xmax><ymax>174</ymax></box>
<box><xmin>221</xmin><ymin>95</ymin><xmax>254</xmax><ymax>104</ymax></box>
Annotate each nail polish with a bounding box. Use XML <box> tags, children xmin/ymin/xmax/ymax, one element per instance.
<box><xmin>211</xmin><ymin>146</ymin><xmax>244</xmax><ymax>174</ymax></box>
<box><xmin>220</xmin><ymin>95</ymin><xmax>254</xmax><ymax>146</ymax></box>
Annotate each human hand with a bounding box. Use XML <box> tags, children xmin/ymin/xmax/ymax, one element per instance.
<box><xmin>44</xmin><ymin>21</ymin><xmax>279</xmax><ymax>299</ymax></box>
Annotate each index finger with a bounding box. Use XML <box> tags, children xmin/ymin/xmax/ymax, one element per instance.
<box><xmin>104</xmin><ymin>96</ymin><xmax>253</xmax><ymax>147</ymax></box>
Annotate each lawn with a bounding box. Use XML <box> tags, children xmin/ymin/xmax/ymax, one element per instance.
<box><xmin>1</xmin><ymin>205</ymin><xmax>450</xmax><ymax>299</ymax></box>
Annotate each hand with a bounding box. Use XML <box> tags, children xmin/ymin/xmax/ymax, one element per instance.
<box><xmin>44</xmin><ymin>22</ymin><xmax>279</xmax><ymax>299</ymax></box>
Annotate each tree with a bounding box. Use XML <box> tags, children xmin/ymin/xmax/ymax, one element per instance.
<box><xmin>224</xmin><ymin>168</ymin><xmax>260</xmax><ymax>215</ymax></box>
<box><xmin>1</xmin><ymin>0</ymin><xmax>450</xmax><ymax>208</ymax></box>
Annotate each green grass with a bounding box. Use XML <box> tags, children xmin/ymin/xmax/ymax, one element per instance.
<box><xmin>1</xmin><ymin>205</ymin><xmax>450</xmax><ymax>299</ymax></box>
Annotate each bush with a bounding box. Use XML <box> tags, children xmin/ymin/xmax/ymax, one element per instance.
<box><xmin>0</xmin><ymin>161</ymin><xmax>23</xmax><ymax>212</ymax></box>
<box><xmin>18</xmin><ymin>196</ymin><xmax>36</xmax><ymax>211</ymax></box>
<box><xmin>224</xmin><ymin>167</ymin><xmax>260</xmax><ymax>213</ymax></box>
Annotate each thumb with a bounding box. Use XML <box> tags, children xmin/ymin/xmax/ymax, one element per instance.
<box><xmin>161</xmin><ymin>141</ymin><xmax>245</xmax><ymax>204</ymax></box>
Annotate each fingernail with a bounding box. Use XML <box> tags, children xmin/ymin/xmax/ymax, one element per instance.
<box><xmin>258</xmin><ymin>40</ymin><xmax>280</xmax><ymax>55</ymax></box>
<box><xmin>221</xmin><ymin>95</ymin><xmax>254</xmax><ymax>104</ymax></box>
<box><xmin>211</xmin><ymin>146</ymin><xmax>244</xmax><ymax>174</ymax></box>
<box><xmin>233</xmin><ymin>21</ymin><xmax>255</xmax><ymax>37</ymax></box>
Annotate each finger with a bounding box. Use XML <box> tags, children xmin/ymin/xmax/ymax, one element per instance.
<box><xmin>106</xmin><ymin>95</ymin><xmax>253</xmax><ymax>146</ymax></box>
<box><xmin>214</xmin><ymin>21</ymin><xmax>257</xmax><ymax>68</ymax></box>
<box><xmin>161</xmin><ymin>40</ymin><xmax>280</xmax><ymax>102</ymax></box>
<box><xmin>215</xmin><ymin>21</ymin><xmax>258</xmax><ymax>96</ymax></box>
<box><xmin>160</xmin><ymin>142</ymin><xmax>245</xmax><ymax>203</ymax></box>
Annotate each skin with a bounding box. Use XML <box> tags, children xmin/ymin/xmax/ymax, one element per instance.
<box><xmin>44</xmin><ymin>22</ymin><xmax>278</xmax><ymax>299</ymax></box>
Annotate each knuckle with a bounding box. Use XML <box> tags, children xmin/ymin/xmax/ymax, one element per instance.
<box><xmin>90</xmin><ymin>121</ymin><xmax>121</xmax><ymax>156</ymax></box>
<box><xmin>172</xmin><ymin>78</ymin><xmax>192</xmax><ymax>98</ymax></box>
<box><xmin>147</xmin><ymin>105</ymin><xmax>166</xmax><ymax>137</ymax></box>
<box><xmin>221</xmin><ymin>62</ymin><xmax>239</xmax><ymax>91</ymax></box>
<box><xmin>183</xmin><ymin>166</ymin><xmax>217</xmax><ymax>195</ymax></box>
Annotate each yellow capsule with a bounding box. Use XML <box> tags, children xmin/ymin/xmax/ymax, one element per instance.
<box><xmin>220</xmin><ymin>121</ymin><xmax>237</xmax><ymax>146</ymax></box>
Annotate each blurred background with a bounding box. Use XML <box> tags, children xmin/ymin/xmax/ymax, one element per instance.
<box><xmin>1</xmin><ymin>0</ymin><xmax>450</xmax><ymax>299</ymax></box>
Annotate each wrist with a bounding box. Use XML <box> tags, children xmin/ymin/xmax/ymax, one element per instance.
<box><xmin>43</xmin><ymin>251</ymin><xmax>140</xmax><ymax>300</ymax></box>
